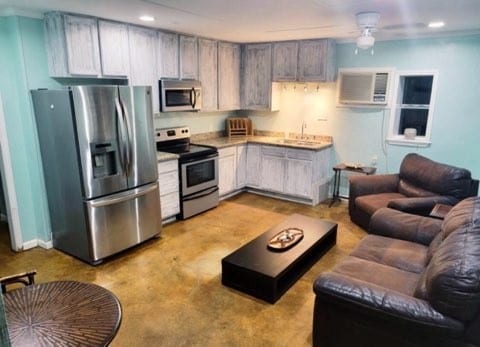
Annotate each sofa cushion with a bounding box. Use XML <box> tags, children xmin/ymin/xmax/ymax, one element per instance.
<box><xmin>398</xmin><ymin>179</ymin><xmax>437</xmax><ymax>197</ymax></box>
<box><xmin>332</xmin><ymin>256</ymin><xmax>422</xmax><ymax>296</ymax></box>
<box><xmin>355</xmin><ymin>193</ymin><xmax>405</xmax><ymax>215</ymax></box>
<box><xmin>422</xmin><ymin>197</ymin><xmax>480</xmax><ymax>321</ymax></box>
<box><xmin>351</xmin><ymin>235</ymin><xmax>428</xmax><ymax>274</ymax></box>
<box><xmin>399</xmin><ymin>153</ymin><xmax>473</xmax><ymax>200</ymax></box>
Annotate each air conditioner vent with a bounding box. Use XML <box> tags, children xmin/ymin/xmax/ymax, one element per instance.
<box><xmin>337</xmin><ymin>69</ymin><xmax>392</xmax><ymax>106</ymax></box>
<box><xmin>374</xmin><ymin>73</ymin><xmax>388</xmax><ymax>94</ymax></box>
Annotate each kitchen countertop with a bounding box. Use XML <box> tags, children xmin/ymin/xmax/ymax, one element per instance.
<box><xmin>157</xmin><ymin>152</ymin><xmax>179</xmax><ymax>162</ymax></box>
<box><xmin>193</xmin><ymin>136</ymin><xmax>332</xmax><ymax>151</ymax></box>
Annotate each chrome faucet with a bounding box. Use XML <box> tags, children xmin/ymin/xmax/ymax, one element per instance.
<box><xmin>301</xmin><ymin>121</ymin><xmax>307</xmax><ymax>139</ymax></box>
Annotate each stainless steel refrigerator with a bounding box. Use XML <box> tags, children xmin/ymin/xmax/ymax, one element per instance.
<box><xmin>32</xmin><ymin>85</ymin><xmax>161</xmax><ymax>264</ymax></box>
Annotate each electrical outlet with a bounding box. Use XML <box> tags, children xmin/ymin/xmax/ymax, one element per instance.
<box><xmin>371</xmin><ymin>155</ymin><xmax>378</xmax><ymax>166</ymax></box>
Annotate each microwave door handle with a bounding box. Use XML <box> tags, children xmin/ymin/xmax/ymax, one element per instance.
<box><xmin>115</xmin><ymin>97</ymin><xmax>128</xmax><ymax>176</ymax></box>
<box><xmin>191</xmin><ymin>87</ymin><xmax>196</xmax><ymax>109</ymax></box>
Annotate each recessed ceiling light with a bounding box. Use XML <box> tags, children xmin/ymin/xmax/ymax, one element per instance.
<box><xmin>428</xmin><ymin>21</ymin><xmax>445</xmax><ymax>28</ymax></box>
<box><xmin>140</xmin><ymin>15</ymin><xmax>155</xmax><ymax>22</ymax></box>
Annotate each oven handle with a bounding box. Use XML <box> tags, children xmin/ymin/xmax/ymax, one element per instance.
<box><xmin>180</xmin><ymin>152</ymin><xmax>218</xmax><ymax>164</ymax></box>
<box><xmin>183</xmin><ymin>186</ymin><xmax>219</xmax><ymax>201</ymax></box>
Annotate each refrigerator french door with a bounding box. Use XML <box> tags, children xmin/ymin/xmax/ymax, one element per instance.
<box><xmin>32</xmin><ymin>85</ymin><xmax>161</xmax><ymax>264</ymax></box>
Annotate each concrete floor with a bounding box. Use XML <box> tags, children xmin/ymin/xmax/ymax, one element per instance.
<box><xmin>0</xmin><ymin>192</ymin><xmax>366</xmax><ymax>346</ymax></box>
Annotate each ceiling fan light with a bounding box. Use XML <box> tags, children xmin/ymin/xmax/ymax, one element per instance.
<box><xmin>356</xmin><ymin>35</ymin><xmax>375</xmax><ymax>49</ymax></box>
<box><xmin>356</xmin><ymin>12</ymin><xmax>380</xmax><ymax>29</ymax></box>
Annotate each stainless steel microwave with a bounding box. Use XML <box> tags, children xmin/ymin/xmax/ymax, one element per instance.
<box><xmin>159</xmin><ymin>79</ymin><xmax>202</xmax><ymax>112</ymax></box>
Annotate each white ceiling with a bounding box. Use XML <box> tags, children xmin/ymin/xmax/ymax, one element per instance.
<box><xmin>1</xmin><ymin>0</ymin><xmax>480</xmax><ymax>43</ymax></box>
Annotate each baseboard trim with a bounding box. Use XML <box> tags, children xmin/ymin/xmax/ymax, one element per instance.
<box><xmin>22</xmin><ymin>239</ymin><xmax>38</xmax><ymax>250</ymax></box>
<box><xmin>22</xmin><ymin>239</ymin><xmax>53</xmax><ymax>250</ymax></box>
<box><xmin>38</xmin><ymin>239</ymin><xmax>53</xmax><ymax>249</ymax></box>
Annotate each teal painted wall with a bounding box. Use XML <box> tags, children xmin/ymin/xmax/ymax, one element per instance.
<box><xmin>0</xmin><ymin>16</ymin><xmax>57</xmax><ymax>243</ymax></box>
<box><xmin>335</xmin><ymin>35</ymin><xmax>480</xmax><ymax>177</ymax></box>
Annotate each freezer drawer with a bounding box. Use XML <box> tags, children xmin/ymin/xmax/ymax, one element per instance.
<box><xmin>86</xmin><ymin>182</ymin><xmax>161</xmax><ymax>262</ymax></box>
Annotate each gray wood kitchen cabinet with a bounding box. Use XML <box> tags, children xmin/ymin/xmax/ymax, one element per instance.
<box><xmin>218</xmin><ymin>42</ymin><xmax>241</xmax><ymax>111</ymax></box>
<box><xmin>272</xmin><ymin>41</ymin><xmax>298</xmax><ymax>81</ymax></box>
<box><xmin>246</xmin><ymin>144</ymin><xmax>261</xmax><ymax>187</ymax></box>
<box><xmin>298</xmin><ymin>39</ymin><xmax>336</xmax><ymax>82</ymax></box>
<box><xmin>284</xmin><ymin>150</ymin><xmax>314</xmax><ymax>198</ymax></box>
<box><xmin>158</xmin><ymin>31</ymin><xmax>179</xmax><ymax>79</ymax></box>
<box><xmin>128</xmin><ymin>25</ymin><xmax>159</xmax><ymax>112</ymax></box>
<box><xmin>242</xmin><ymin>43</ymin><xmax>277</xmax><ymax>110</ymax></box>
<box><xmin>198</xmin><ymin>38</ymin><xmax>218</xmax><ymax>111</ymax></box>
<box><xmin>157</xmin><ymin>160</ymin><xmax>180</xmax><ymax>222</ymax></box>
<box><xmin>236</xmin><ymin>144</ymin><xmax>247</xmax><ymax>188</ymax></box>
<box><xmin>44</xmin><ymin>12</ymin><xmax>101</xmax><ymax>77</ymax></box>
<box><xmin>260</xmin><ymin>145</ymin><xmax>286</xmax><ymax>193</ymax></box>
<box><xmin>98</xmin><ymin>20</ymin><xmax>130</xmax><ymax>77</ymax></box>
<box><xmin>218</xmin><ymin>147</ymin><xmax>237</xmax><ymax>196</ymax></box>
<box><xmin>179</xmin><ymin>35</ymin><xmax>198</xmax><ymax>80</ymax></box>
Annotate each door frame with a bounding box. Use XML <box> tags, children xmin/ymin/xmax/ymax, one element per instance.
<box><xmin>0</xmin><ymin>93</ymin><xmax>23</xmax><ymax>251</ymax></box>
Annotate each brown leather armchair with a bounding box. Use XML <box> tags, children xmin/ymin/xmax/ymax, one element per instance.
<box><xmin>349</xmin><ymin>153</ymin><xmax>478</xmax><ymax>230</ymax></box>
<box><xmin>313</xmin><ymin>197</ymin><xmax>480</xmax><ymax>347</ymax></box>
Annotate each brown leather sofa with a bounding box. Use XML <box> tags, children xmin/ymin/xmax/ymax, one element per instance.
<box><xmin>313</xmin><ymin>197</ymin><xmax>480</xmax><ymax>347</ymax></box>
<box><xmin>349</xmin><ymin>153</ymin><xmax>479</xmax><ymax>230</ymax></box>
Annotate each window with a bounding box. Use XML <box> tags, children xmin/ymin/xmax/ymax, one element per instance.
<box><xmin>387</xmin><ymin>71</ymin><xmax>438</xmax><ymax>146</ymax></box>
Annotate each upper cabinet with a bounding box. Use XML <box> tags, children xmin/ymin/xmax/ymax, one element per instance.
<box><xmin>98</xmin><ymin>20</ymin><xmax>130</xmax><ymax>77</ymax></box>
<box><xmin>44</xmin><ymin>12</ymin><xmax>101</xmax><ymax>77</ymax></box>
<box><xmin>128</xmin><ymin>25</ymin><xmax>159</xmax><ymax>112</ymax></box>
<box><xmin>218</xmin><ymin>42</ymin><xmax>241</xmax><ymax>111</ymax></box>
<box><xmin>272</xmin><ymin>41</ymin><xmax>298</xmax><ymax>81</ymax></box>
<box><xmin>272</xmin><ymin>39</ymin><xmax>336</xmax><ymax>82</ymax></box>
<box><xmin>198</xmin><ymin>38</ymin><xmax>218</xmax><ymax>111</ymax></box>
<box><xmin>158</xmin><ymin>31</ymin><xmax>179</xmax><ymax>79</ymax></box>
<box><xmin>179</xmin><ymin>35</ymin><xmax>198</xmax><ymax>80</ymax></box>
<box><xmin>297</xmin><ymin>39</ymin><xmax>336</xmax><ymax>82</ymax></box>
<box><xmin>242</xmin><ymin>43</ymin><xmax>277</xmax><ymax>110</ymax></box>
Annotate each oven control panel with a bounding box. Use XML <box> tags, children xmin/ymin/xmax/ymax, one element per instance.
<box><xmin>155</xmin><ymin>126</ymin><xmax>190</xmax><ymax>142</ymax></box>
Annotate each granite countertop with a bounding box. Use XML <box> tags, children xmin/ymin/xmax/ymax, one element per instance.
<box><xmin>193</xmin><ymin>135</ymin><xmax>333</xmax><ymax>151</ymax></box>
<box><xmin>157</xmin><ymin>151</ymin><xmax>179</xmax><ymax>162</ymax></box>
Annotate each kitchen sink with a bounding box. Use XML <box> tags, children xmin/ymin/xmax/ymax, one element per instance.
<box><xmin>275</xmin><ymin>138</ymin><xmax>325</xmax><ymax>146</ymax></box>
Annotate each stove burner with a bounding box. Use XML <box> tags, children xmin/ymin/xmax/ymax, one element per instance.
<box><xmin>267</xmin><ymin>227</ymin><xmax>304</xmax><ymax>251</ymax></box>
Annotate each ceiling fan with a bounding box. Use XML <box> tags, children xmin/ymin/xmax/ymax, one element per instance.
<box><xmin>355</xmin><ymin>11</ymin><xmax>380</xmax><ymax>55</ymax></box>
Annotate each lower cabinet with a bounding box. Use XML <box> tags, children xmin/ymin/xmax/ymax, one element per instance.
<box><xmin>260</xmin><ymin>146</ymin><xmax>286</xmax><ymax>193</ymax></box>
<box><xmin>218</xmin><ymin>147</ymin><xmax>237</xmax><ymax>196</ymax></box>
<box><xmin>157</xmin><ymin>159</ymin><xmax>180</xmax><ymax>222</ymax></box>
<box><xmin>216</xmin><ymin>142</ymin><xmax>331</xmax><ymax>205</ymax></box>
<box><xmin>285</xmin><ymin>152</ymin><xmax>314</xmax><ymax>198</ymax></box>
<box><xmin>236</xmin><ymin>144</ymin><xmax>247</xmax><ymax>188</ymax></box>
<box><xmin>245</xmin><ymin>144</ymin><xmax>261</xmax><ymax>187</ymax></box>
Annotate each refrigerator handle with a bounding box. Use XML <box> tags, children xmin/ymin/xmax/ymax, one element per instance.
<box><xmin>120</xmin><ymin>98</ymin><xmax>132</xmax><ymax>176</ymax></box>
<box><xmin>115</xmin><ymin>97</ymin><xmax>128</xmax><ymax>175</ymax></box>
<box><xmin>88</xmin><ymin>183</ymin><xmax>158</xmax><ymax>207</ymax></box>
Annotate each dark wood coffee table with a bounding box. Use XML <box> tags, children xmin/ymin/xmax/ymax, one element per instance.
<box><xmin>222</xmin><ymin>214</ymin><xmax>337</xmax><ymax>303</ymax></box>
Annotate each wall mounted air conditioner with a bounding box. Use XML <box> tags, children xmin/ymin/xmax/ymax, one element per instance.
<box><xmin>337</xmin><ymin>68</ymin><xmax>394</xmax><ymax>107</ymax></box>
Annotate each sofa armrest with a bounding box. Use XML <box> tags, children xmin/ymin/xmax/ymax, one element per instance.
<box><xmin>369</xmin><ymin>207</ymin><xmax>442</xmax><ymax>245</ymax></box>
<box><xmin>387</xmin><ymin>196</ymin><xmax>458</xmax><ymax>216</ymax></box>
<box><xmin>313</xmin><ymin>272</ymin><xmax>463</xmax><ymax>332</ymax></box>
<box><xmin>349</xmin><ymin>174</ymin><xmax>399</xmax><ymax>214</ymax></box>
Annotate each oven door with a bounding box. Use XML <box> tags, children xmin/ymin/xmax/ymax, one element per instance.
<box><xmin>180</xmin><ymin>153</ymin><xmax>218</xmax><ymax>196</ymax></box>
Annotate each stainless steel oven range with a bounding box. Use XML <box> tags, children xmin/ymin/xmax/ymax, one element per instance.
<box><xmin>155</xmin><ymin>126</ymin><xmax>219</xmax><ymax>219</ymax></box>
